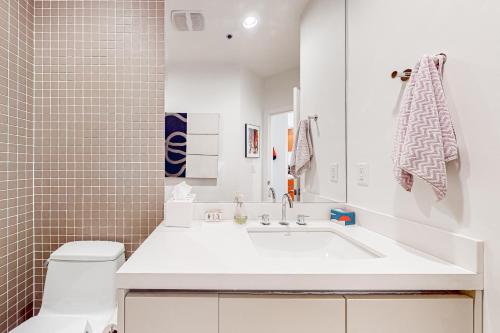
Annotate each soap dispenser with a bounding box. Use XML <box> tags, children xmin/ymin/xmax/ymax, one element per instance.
<box><xmin>233</xmin><ymin>193</ymin><xmax>248</xmax><ymax>225</ymax></box>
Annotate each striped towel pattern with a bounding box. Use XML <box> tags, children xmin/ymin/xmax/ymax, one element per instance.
<box><xmin>393</xmin><ymin>54</ymin><xmax>458</xmax><ymax>200</ymax></box>
<box><xmin>290</xmin><ymin>119</ymin><xmax>314</xmax><ymax>177</ymax></box>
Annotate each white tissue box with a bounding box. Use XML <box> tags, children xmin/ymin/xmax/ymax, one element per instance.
<box><xmin>164</xmin><ymin>195</ymin><xmax>195</xmax><ymax>228</ymax></box>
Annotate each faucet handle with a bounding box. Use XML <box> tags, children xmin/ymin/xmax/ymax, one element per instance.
<box><xmin>296</xmin><ymin>214</ymin><xmax>309</xmax><ymax>226</ymax></box>
<box><xmin>258</xmin><ymin>214</ymin><xmax>271</xmax><ymax>225</ymax></box>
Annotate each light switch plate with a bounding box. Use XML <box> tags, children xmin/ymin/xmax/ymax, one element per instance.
<box><xmin>329</xmin><ymin>163</ymin><xmax>339</xmax><ymax>183</ymax></box>
<box><xmin>356</xmin><ymin>163</ymin><xmax>369</xmax><ymax>186</ymax></box>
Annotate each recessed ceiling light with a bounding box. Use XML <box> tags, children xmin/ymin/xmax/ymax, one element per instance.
<box><xmin>242</xmin><ymin>16</ymin><xmax>259</xmax><ymax>29</ymax></box>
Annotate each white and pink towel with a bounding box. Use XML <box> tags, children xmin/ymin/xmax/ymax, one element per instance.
<box><xmin>393</xmin><ymin>54</ymin><xmax>458</xmax><ymax>200</ymax></box>
<box><xmin>290</xmin><ymin>119</ymin><xmax>314</xmax><ymax>177</ymax></box>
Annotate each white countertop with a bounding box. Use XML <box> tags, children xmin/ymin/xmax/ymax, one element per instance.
<box><xmin>116</xmin><ymin>221</ymin><xmax>483</xmax><ymax>291</ymax></box>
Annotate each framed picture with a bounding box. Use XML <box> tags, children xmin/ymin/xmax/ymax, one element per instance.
<box><xmin>245</xmin><ymin>124</ymin><xmax>260</xmax><ymax>158</ymax></box>
<box><xmin>165</xmin><ymin>113</ymin><xmax>220</xmax><ymax>178</ymax></box>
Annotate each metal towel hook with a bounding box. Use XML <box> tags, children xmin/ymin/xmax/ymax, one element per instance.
<box><xmin>391</xmin><ymin>53</ymin><xmax>448</xmax><ymax>81</ymax></box>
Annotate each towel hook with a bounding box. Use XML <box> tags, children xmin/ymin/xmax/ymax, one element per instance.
<box><xmin>391</xmin><ymin>53</ymin><xmax>447</xmax><ymax>82</ymax></box>
<box><xmin>308</xmin><ymin>114</ymin><xmax>319</xmax><ymax>122</ymax></box>
<box><xmin>307</xmin><ymin>114</ymin><xmax>320</xmax><ymax>136</ymax></box>
<box><xmin>391</xmin><ymin>69</ymin><xmax>412</xmax><ymax>81</ymax></box>
<box><xmin>436</xmin><ymin>53</ymin><xmax>447</xmax><ymax>63</ymax></box>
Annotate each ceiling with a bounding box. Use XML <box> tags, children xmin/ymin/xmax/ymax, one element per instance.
<box><xmin>166</xmin><ymin>0</ymin><xmax>311</xmax><ymax>78</ymax></box>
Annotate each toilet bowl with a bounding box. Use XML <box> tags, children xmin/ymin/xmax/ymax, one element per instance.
<box><xmin>10</xmin><ymin>241</ymin><xmax>125</xmax><ymax>333</ymax></box>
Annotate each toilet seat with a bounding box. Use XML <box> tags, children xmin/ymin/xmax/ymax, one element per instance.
<box><xmin>9</xmin><ymin>315</ymin><xmax>91</xmax><ymax>333</ymax></box>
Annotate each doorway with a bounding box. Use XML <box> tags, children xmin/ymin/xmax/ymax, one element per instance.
<box><xmin>269</xmin><ymin>111</ymin><xmax>295</xmax><ymax>200</ymax></box>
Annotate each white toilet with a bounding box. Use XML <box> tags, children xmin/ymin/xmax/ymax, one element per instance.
<box><xmin>11</xmin><ymin>241</ymin><xmax>125</xmax><ymax>333</ymax></box>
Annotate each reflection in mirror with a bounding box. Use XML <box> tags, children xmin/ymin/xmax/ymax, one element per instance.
<box><xmin>165</xmin><ymin>0</ymin><xmax>346</xmax><ymax>203</ymax></box>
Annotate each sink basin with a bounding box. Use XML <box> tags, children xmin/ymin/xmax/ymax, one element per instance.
<box><xmin>247</xmin><ymin>228</ymin><xmax>380</xmax><ymax>260</ymax></box>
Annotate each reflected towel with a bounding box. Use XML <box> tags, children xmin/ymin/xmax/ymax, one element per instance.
<box><xmin>290</xmin><ymin>119</ymin><xmax>314</xmax><ymax>177</ymax></box>
<box><xmin>393</xmin><ymin>54</ymin><xmax>458</xmax><ymax>200</ymax></box>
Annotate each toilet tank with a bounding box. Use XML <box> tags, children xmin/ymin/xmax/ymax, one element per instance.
<box><xmin>40</xmin><ymin>241</ymin><xmax>125</xmax><ymax>316</ymax></box>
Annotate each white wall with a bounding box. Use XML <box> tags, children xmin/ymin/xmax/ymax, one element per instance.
<box><xmin>347</xmin><ymin>1</ymin><xmax>500</xmax><ymax>331</ymax></box>
<box><xmin>263</xmin><ymin>68</ymin><xmax>300</xmax><ymax>114</ymax></box>
<box><xmin>300</xmin><ymin>0</ymin><xmax>346</xmax><ymax>202</ymax></box>
<box><xmin>165</xmin><ymin>64</ymin><xmax>263</xmax><ymax>202</ymax></box>
<box><xmin>240</xmin><ymin>68</ymin><xmax>264</xmax><ymax>202</ymax></box>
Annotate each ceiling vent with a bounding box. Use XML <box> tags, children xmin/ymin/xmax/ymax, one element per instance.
<box><xmin>171</xmin><ymin>11</ymin><xmax>205</xmax><ymax>31</ymax></box>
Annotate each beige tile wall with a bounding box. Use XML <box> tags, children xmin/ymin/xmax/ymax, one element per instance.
<box><xmin>0</xmin><ymin>0</ymin><xmax>35</xmax><ymax>332</ymax></box>
<box><xmin>32</xmin><ymin>0</ymin><xmax>164</xmax><ymax>312</ymax></box>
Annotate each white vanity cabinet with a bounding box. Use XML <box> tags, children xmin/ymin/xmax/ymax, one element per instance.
<box><xmin>124</xmin><ymin>292</ymin><xmax>218</xmax><ymax>333</ymax></box>
<box><xmin>346</xmin><ymin>295</ymin><xmax>474</xmax><ymax>333</ymax></box>
<box><xmin>219</xmin><ymin>294</ymin><xmax>346</xmax><ymax>333</ymax></box>
<box><xmin>122</xmin><ymin>292</ymin><xmax>475</xmax><ymax>333</ymax></box>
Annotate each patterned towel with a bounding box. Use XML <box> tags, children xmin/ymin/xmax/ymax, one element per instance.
<box><xmin>393</xmin><ymin>54</ymin><xmax>458</xmax><ymax>200</ymax></box>
<box><xmin>290</xmin><ymin>119</ymin><xmax>314</xmax><ymax>177</ymax></box>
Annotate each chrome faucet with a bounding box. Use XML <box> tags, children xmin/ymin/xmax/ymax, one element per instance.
<box><xmin>268</xmin><ymin>187</ymin><xmax>276</xmax><ymax>203</ymax></box>
<box><xmin>279</xmin><ymin>193</ymin><xmax>293</xmax><ymax>225</ymax></box>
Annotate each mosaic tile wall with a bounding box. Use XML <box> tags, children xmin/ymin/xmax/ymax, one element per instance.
<box><xmin>33</xmin><ymin>0</ymin><xmax>165</xmax><ymax>312</ymax></box>
<box><xmin>0</xmin><ymin>0</ymin><xmax>35</xmax><ymax>331</ymax></box>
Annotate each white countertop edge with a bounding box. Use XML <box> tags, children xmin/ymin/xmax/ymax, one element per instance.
<box><xmin>116</xmin><ymin>272</ymin><xmax>483</xmax><ymax>291</ymax></box>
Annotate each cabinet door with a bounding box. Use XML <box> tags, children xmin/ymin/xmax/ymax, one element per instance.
<box><xmin>219</xmin><ymin>294</ymin><xmax>345</xmax><ymax>333</ymax></box>
<box><xmin>125</xmin><ymin>292</ymin><xmax>218</xmax><ymax>333</ymax></box>
<box><xmin>346</xmin><ymin>295</ymin><xmax>473</xmax><ymax>333</ymax></box>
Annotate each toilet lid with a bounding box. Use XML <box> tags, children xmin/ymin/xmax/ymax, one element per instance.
<box><xmin>10</xmin><ymin>315</ymin><xmax>90</xmax><ymax>333</ymax></box>
<box><xmin>50</xmin><ymin>241</ymin><xmax>125</xmax><ymax>262</ymax></box>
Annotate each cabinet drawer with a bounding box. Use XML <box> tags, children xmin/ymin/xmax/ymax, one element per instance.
<box><xmin>125</xmin><ymin>292</ymin><xmax>218</xmax><ymax>333</ymax></box>
<box><xmin>219</xmin><ymin>294</ymin><xmax>345</xmax><ymax>333</ymax></box>
<box><xmin>346</xmin><ymin>295</ymin><xmax>473</xmax><ymax>333</ymax></box>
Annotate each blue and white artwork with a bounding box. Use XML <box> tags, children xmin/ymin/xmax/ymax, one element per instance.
<box><xmin>165</xmin><ymin>113</ymin><xmax>187</xmax><ymax>177</ymax></box>
<box><xmin>165</xmin><ymin>113</ymin><xmax>220</xmax><ymax>179</ymax></box>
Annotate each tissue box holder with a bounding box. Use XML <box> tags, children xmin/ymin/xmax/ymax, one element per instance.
<box><xmin>164</xmin><ymin>195</ymin><xmax>195</xmax><ymax>228</ymax></box>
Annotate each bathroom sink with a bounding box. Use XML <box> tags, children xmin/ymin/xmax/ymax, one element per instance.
<box><xmin>247</xmin><ymin>228</ymin><xmax>380</xmax><ymax>260</ymax></box>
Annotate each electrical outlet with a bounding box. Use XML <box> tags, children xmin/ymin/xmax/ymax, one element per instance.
<box><xmin>356</xmin><ymin>163</ymin><xmax>369</xmax><ymax>186</ymax></box>
<box><xmin>329</xmin><ymin>163</ymin><xmax>339</xmax><ymax>183</ymax></box>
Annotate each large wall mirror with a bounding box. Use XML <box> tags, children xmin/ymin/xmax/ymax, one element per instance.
<box><xmin>165</xmin><ymin>0</ymin><xmax>346</xmax><ymax>203</ymax></box>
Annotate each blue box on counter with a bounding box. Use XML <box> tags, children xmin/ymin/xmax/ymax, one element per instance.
<box><xmin>330</xmin><ymin>208</ymin><xmax>356</xmax><ymax>226</ymax></box>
